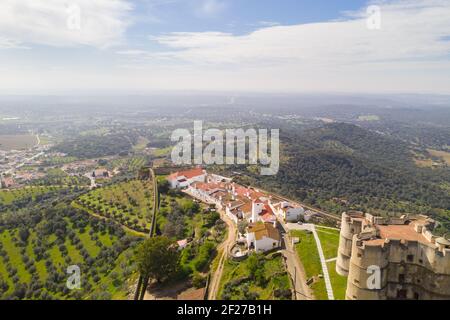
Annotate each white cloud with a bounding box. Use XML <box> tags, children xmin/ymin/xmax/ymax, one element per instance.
<box><xmin>0</xmin><ymin>37</ymin><xmax>30</xmax><ymax>49</ymax></box>
<box><xmin>150</xmin><ymin>0</ymin><xmax>450</xmax><ymax>67</ymax></box>
<box><xmin>0</xmin><ymin>0</ymin><xmax>133</xmax><ymax>48</ymax></box>
<box><xmin>254</xmin><ymin>21</ymin><xmax>281</xmax><ymax>27</ymax></box>
<box><xmin>2</xmin><ymin>0</ymin><xmax>450</xmax><ymax>94</ymax></box>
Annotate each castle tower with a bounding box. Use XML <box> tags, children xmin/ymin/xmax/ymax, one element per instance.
<box><xmin>336</xmin><ymin>211</ymin><xmax>365</xmax><ymax>276</ymax></box>
<box><xmin>339</xmin><ymin>213</ymin><xmax>450</xmax><ymax>300</ymax></box>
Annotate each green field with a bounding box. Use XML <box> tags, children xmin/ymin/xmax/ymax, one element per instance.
<box><xmin>0</xmin><ymin>207</ymin><xmax>140</xmax><ymax>300</ymax></box>
<box><xmin>108</xmin><ymin>156</ymin><xmax>147</xmax><ymax>174</ymax></box>
<box><xmin>0</xmin><ymin>186</ymin><xmax>77</xmax><ymax>207</ymax></box>
<box><xmin>42</xmin><ymin>156</ymin><xmax>78</xmax><ymax>166</ymax></box>
<box><xmin>32</xmin><ymin>169</ymin><xmax>90</xmax><ymax>187</ymax></box>
<box><xmin>0</xmin><ymin>134</ymin><xmax>38</xmax><ymax>150</ymax></box>
<box><xmin>291</xmin><ymin>230</ymin><xmax>328</xmax><ymax>300</ymax></box>
<box><xmin>316</xmin><ymin>227</ymin><xmax>340</xmax><ymax>260</ymax></box>
<box><xmin>218</xmin><ymin>254</ymin><xmax>292</xmax><ymax>300</ymax></box>
<box><xmin>132</xmin><ymin>137</ymin><xmax>150</xmax><ymax>151</ymax></box>
<box><xmin>291</xmin><ymin>228</ymin><xmax>347</xmax><ymax>300</ymax></box>
<box><xmin>327</xmin><ymin>261</ymin><xmax>347</xmax><ymax>300</ymax></box>
<box><xmin>74</xmin><ymin>179</ymin><xmax>154</xmax><ymax>233</ymax></box>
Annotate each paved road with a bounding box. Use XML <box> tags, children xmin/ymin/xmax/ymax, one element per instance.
<box><xmin>3</xmin><ymin>151</ymin><xmax>45</xmax><ymax>175</ymax></box>
<box><xmin>207</xmin><ymin>210</ymin><xmax>237</xmax><ymax>300</ymax></box>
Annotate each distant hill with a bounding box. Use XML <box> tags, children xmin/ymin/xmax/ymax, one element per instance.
<box><xmin>227</xmin><ymin>122</ymin><xmax>450</xmax><ymax>234</ymax></box>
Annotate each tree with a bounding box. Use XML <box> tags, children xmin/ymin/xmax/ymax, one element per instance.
<box><xmin>135</xmin><ymin>236</ymin><xmax>179</xmax><ymax>300</ymax></box>
<box><xmin>238</xmin><ymin>221</ymin><xmax>249</xmax><ymax>236</ymax></box>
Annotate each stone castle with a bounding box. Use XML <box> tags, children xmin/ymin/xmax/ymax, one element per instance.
<box><xmin>336</xmin><ymin>211</ymin><xmax>450</xmax><ymax>300</ymax></box>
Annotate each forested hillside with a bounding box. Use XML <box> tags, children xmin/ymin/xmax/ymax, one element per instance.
<box><xmin>226</xmin><ymin>123</ymin><xmax>450</xmax><ymax>233</ymax></box>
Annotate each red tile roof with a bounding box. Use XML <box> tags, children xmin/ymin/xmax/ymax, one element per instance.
<box><xmin>168</xmin><ymin>168</ymin><xmax>204</xmax><ymax>180</ymax></box>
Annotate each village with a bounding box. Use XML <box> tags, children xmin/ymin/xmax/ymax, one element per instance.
<box><xmin>168</xmin><ymin>167</ymin><xmax>321</xmax><ymax>255</ymax></box>
<box><xmin>165</xmin><ymin>167</ymin><xmax>335</xmax><ymax>300</ymax></box>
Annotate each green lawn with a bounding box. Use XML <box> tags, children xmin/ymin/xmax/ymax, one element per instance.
<box><xmin>315</xmin><ymin>227</ymin><xmax>340</xmax><ymax>260</ymax></box>
<box><xmin>291</xmin><ymin>228</ymin><xmax>347</xmax><ymax>300</ymax></box>
<box><xmin>327</xmin><ymin>261</ymin><xmax>347</xmax><ymax>300</ymax></box>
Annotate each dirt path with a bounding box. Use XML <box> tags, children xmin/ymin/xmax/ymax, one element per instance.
<box><xmin>207</xmin><ymin>210</ymin><xmax>237</xmax><ymax>300</ymax></box>
<box><xmin>143</xmin><ymin>280</ymin><xmax>190</xmax><ymax>300</ymax></box>
<box><xmin>280</xmin><ymin>224</ymin><xmax>313</xmax><ymax>300</ymax></box>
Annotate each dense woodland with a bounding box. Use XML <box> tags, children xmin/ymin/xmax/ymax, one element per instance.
<box><xmin>222</xmin><ymin>123</ymin><xmax>450</xmax><ymax>234</ymax></box>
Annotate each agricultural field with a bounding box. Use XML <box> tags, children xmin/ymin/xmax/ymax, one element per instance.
<box><xmin>291</xmin><ymin>227</ymin><xmax>347</xmax><ymax>300</ymax></box>
<box><xmin>413</xmin><ymin>149</ymin><xmax>450</xmax><ymax>168</ymax></box>
<box><xmin>32</xmin><ymin>169</ymin><xmax>90</xmax><ymax>187</ymax></box>
<box><xmin>108</xmin><ymin>156</ymin><xmax>147</xmax><ymax>175</ymax></box>
<box><xmin>0</xmin><ymin>205</ymin><xmax>141</xmax><ymax>300</ymax></box>
<box><xmin>132</xmin><ymin>137</ymin><xmax>150</xmax><ymax>152</ymax></box>
<box><xmin>0</xmin><ymin>186</ymin><xmax>78</xmax><ymax>209</ymax></box>
<box><xmin>42</xmin><ymin>156</ymin><xmax>78</xmax><ymax>166</ymax></box>
<box><xmin>0</xmin><ymin>134</ymin><xmax>38</xmax><ymax>151</ymax></box>
<box><xmin>74</xmin><ymin>179</ymin><xmax>154</xmax><ymax>233</ymax></box>
<box><xmin>357</xmin><ymin>115</ymin><xmax>380</xmax><ymax>121</ymax></box>
<box><xmin>428</xmin><ymin>149</ymin><xmax>450</xmax><ymax>165</ymax></box>
<box><xmin>151</xmin><ymin>147</ymin><xmax>172</xmax><ymax>158</ymax></box>
<box><xmin>218</xmin><ymin>253</ymin><xmax>292</xmax><ymax>300</ymax></box>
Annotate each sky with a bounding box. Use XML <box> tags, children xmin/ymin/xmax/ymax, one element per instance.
<box><xmin>0</xmin><ymin>0</ymin><xmax>450</xmax><ymax>95</ymax></box>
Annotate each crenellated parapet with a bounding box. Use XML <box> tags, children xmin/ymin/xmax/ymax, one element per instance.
<box><xmin>337</xmin><ymin>212</ymin><xmax>450</xmax><ymax>300</ymax></box>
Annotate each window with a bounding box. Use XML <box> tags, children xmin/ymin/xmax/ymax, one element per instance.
<box><xmin>407</xmin><ymin>254</ymin><xmax>414</xmax><ymax>262</ymax></box>
<box><xmin>357</xmin><ymin>252</ymin><xmax>362</xmax><ymax>258</ymax></box>
<box><xmin>397</xmin><ymin>289</ymin><xmax>407</xmax><ymax>299</ymax></box>
<box><xmin>419</xmin><ymin>259</ymin><xmax>423</xmax><ymax>264</ymax></box>
<box><xmin>399</xmin><ymin>274</ymin><xmax>405</xmax><ymax>283</ymax></box>
<box><xmin>414</xmin><ymin>292</ymin><xmax>420</xmax><ymax>300</ymax></box>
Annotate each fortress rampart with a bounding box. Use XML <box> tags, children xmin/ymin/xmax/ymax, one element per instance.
<box><xmin>337</xmin><ymin>212</ymin><xmax>450</xmax><ymax>300</ymax></box>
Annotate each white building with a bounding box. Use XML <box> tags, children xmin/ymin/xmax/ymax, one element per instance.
<box><xmin>246</xmin><ymin>222</ymin><xmax>281</xmax><ymax>253</ymax></box>
<box><xmin>167</xmin><ymin>168</ymin><xmax>206</xmax><ymax>189</ymax></box>
<box><xmin>271</xmin><ymin>201</ymin><xmax>304</xmax><ymax>223</ymax></box>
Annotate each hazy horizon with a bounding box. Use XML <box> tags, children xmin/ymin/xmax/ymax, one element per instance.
<box><xmin>1</xmin><ymin>0</ymin><xmax>450</xmax><ymax>95</ymax></box>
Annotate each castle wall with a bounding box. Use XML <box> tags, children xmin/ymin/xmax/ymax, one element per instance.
<box><xmin>345</xmin><ymin>237</ymin><xmax>450</xmax><ymax>300</ymax></box>
<box><xmin>336</xmin><ymin>212</ymin><xmax>364</xmax><ymax>276</ymax></box>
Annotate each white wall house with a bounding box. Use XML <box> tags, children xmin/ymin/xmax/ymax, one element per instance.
<box><xmin>167</xmin><ymin>168</ymin><xmax>206</xmax><ymax>189</ymax></box>
<box><xmin>249</xmin><ymin>201</ymin><xmax>265</xmax><ymax>223</ymax></box>
<box><xmin>246</xmin><ymin>222</ymin><xmax>281</xmax><ymax>253</ymax></box>
<box><xmin>271</xmin><ymin>201</ymin><xmax>304</xmax><ymax>223</ymax></box>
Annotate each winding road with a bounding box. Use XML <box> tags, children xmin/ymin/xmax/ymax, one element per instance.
<box><xmin>207</xmin><ymin>210</ymin><xmax>237</xmax><ymax>300</ymax></box>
